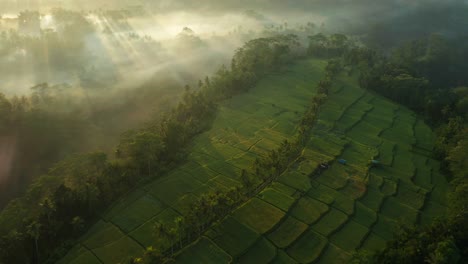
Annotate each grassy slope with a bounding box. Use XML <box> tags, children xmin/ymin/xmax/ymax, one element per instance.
<box><xmin>60</xmin><ymin>59</ymin><xmax>448</xmax><ymax>263</ymax></box>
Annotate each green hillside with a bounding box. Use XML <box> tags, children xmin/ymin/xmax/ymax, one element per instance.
<box><xmin>60</xmin><ymin>59</ymin><xmax>448</xmax><ymax>263</ymax></box>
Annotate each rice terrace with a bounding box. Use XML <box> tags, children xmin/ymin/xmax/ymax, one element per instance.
<box><xmin>0</xmin><ymin>1</ymin><xmax>466</xmax><ymax>264</ymax></box>
<box><xmin>59</xmin><ymin>58</ymin><xmax>448</xmax><ymax>263</ymax></box>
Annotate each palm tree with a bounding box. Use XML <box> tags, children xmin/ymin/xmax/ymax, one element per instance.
<box><xmin>26</xmin><ymin>221</ymin><xmax>41</xmax><ymax>263</ymax></box>
<box><xmin>167</xmin><ymin>227</ymin><xmax>177</xmax><ymax>256</ymax></box>
<box><xmin>174</xmin><ymin>217</ymin><xmax>185</xmax><ymax>248</ymax></box>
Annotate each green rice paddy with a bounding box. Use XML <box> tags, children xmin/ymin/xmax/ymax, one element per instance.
<box><xmin>61</xmin><ymin>59</ymin><xmax>448</xmax><ymax>263</ymax></box>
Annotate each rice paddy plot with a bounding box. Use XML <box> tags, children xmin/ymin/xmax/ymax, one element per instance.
<box><xmin>230</xmin><ymin>136</ymin><xmax>261</xmax><ymax>153</ymax></box>
<box><xmin>226</xmin><ymin>151</ymin><xmax>258</xmax><ymax>172</ymax></box>
<box><xmin>208</xmin><ymin>109</ymin><xmax>248</xmax><ymax>136</ymax></box>
<box><xmin>287</xmin><ymin>230</ymin><xmax>328</xmax><ymax>263</ymax></box>
<box><xmin>397</xmin><ymin>109</ymin><xmax>417</xmax><ymax>124</ymax></box>
<box><xmin>414</xmin><ymin>119</ymin><xmax>435</xmax><ymax>151</ymax></box>
<box><xmin>307</xmin><ymin>183</ymin><xmax>336</xmax><ymax>205</ymax></box>
<box><xmin>362</xmin><ymin>92</ymin><xmax>377</xmax><ymax>103</ymax></box>
<box><xmin>420</xmin><ymin>200</ymin><xmax>447</xmax><ymax>225</ymax></box>
<box><xmin>315</xmin><ymin>163</ymin><xmax>350</xmax><ymax>190</ymax></box>
<box><xmin>237</xmin><ymin>237</ymin><xmax>277</xmax><ymax>264</ymax></box>
<box><xmin>302</xmin><ymin>147</ymin><xmax>335</xmax><ymax>164</ymax></box>
<box><xmin>82</xmin><ymin>221</ymin><xmax>125</xmax><ymax>250</ymax></box>
<box><xmin>221</xmin><ymin>95</ymin><xmax>263</xmax><ymax>116</ymax></box>
<box><xmin>377</xmin><ymin>140</ymin><xmax>395</xmax><ymax>166</ymax></box>
<box><xmin>381</xmin><ymin>119</ymin><xmax>416</xmax><ymax>146</ymax></box>
<box><xmin>317</xmin><ymin>102</ymin><xmax>344</xmax><ymax>126</ymax></box>
<box><xmin>255</xmin><ymin>128</ymin><xmax>289</xmax><ymax>144</ymax></box>
<box><xmin>278</xmin><ymin>171</ymin><xmax>312</xmax><ymax>192</ymax></box>
<box><xmin>92</xmin><ymin>236</ymin><xmax>144</xmax><ymax>264</ymax></box>
<box><xmin>340</xmin><ymin>143</ymin><xmax>377</xmax><ymax>174</ymax></box>
<box><xmin>67</xmin><ymin>251</ymin><xmax>101</xmax><ymax>264</ymax></box>
<box><xmin>311</xmin><ymin>208</ymin><xmax>348</xmax><ymax>236</ymax></box>
<box><xmin>271</xmin><ymin>250</ymin><xmax>297</xmax><ymax>264</ymax></box>
<box><xmin>395</xmin><ymin>181</ymin><xmax>427</xmax><ymax>210</ymax></box>
<box><xmin>412</xmin><ymin>156</ymin><xmax>433</xmax><ymax>189</ymax></box>
<box><xmin>271</xmin><ymin>111</ymin><xmax>301</xmax><ymax>136</ymax></box>
<box><xmin>346</xmin><ymin>97</ymin><xmax>374</xmax><ymax>115</ymax></box>
<box><xmin>175</xmin><ymin>237</ymin><xmax>231</xmax><ymax>264</ymax></box>
<box><xmin>341</xmin><ymin>179</ymin><xmax>367</xmax><ymax>200</ymax></box>
<box><xmin>318</xmin><ymin>243</ymin><xmax>352</xmax><ymax>264</ymax></box>
<box><xmin>188</xmin><ymin>151</ymin><xmax>219</xmax><ymax>167</ymax></box>
<box><xmin>332</xmin><ymin>192</ymin><xmax>355</xmax><ymax>215</ymax></box>
<box><xmin>330</xmin><ymin>220</ymin><xmax>369</xmax><ymax>252</ymax></box>
<box><xmin>258</xmin><ymin>94</ymin><xmax>308</xmax><ymax>116</ymax></box>
<box><xmin>250</xmin><ymin>138</ymin><xmax>280</xmax><ymax>156</ymax></box>
<box><xmin>157</xmin><ymin>208</ymin><xmax>183</xmax><ymax>229</ymax></box>
<box><xmin>371</xmin><ymin>166</ymin><xmax>396</xmax><ymax>181</ymax></box>
<box><xmin>57</xmin><ymin>246</ymin><xmax>101</xmax><ymax>264</ymax></box>
<box><xmin>359</xmin><ymin>188</ymin><xmax>385</xmax><ymax>212</ymax></box>
<box><xmin>332</xmin><ymin>85</ymin><xmax>365</xmax><ymax>110</ymax></box>
<box><xmin>110</xmin><ymin>194</ymin><xmax>166</xmax><ymax>232</ymax></box>
<box><xmin>129</xmin><ymin>219</ymin><xmax>167</xmax><ymax>249</ymax></box>
<box><xmin>380</xmin><ymin>179</ymin><xmax>398</xmax><ymax>196</ymax></box>
<box><xmin>234</xmin><ymin>119</ymin><xmax>271</xmax><ymax>139</ymax></box>
<box><xmin>372</xmin><ymin>215</ymin><xmax>399</xmax><ymax>241</ymax></box>
<box><xmin>311</xmin><ymin>132</ymin><xmax>349</xmax><ymax>150</ymax></box>
<box><xmin>297</xmin><ymin>158</ymin><xmax>321</xmax><ymax>176</ymax></box>
<box><xmin>365</xmin><ymin>110</ymin><xmax>394</xmax><ymax>131</ymax></box>
<box><xmin>271</xmin><ymin>182</ymin><xmax>297</xmax><ymax>196</ymax></box>
<box><xmin>352</xmin><ymin>202</ymin><xmax>377</xmax><ymax>228</ymax></box>
<box><xmin>206</xmin><ymin>174</ymin><xmax>240</xmax><ymax>191</ymax></box>
<box><xmin>233</xmin><ymin>198</ymin><xmax>285</xmax><ymax>234</ymax></box>
<box><xmin>430</xmin><ymin>171</ymin><xmax>449</xmax><ymax>205</ymax></box>
<box><xmin>192</xmin><ymin>138</ymin><xmax>245</xmax><ymax>161</ymax></box>
<box><xmin>206</xmin><ymin>217</ymin><xmax>259</xmax><ymax>258</ymax></box>
<box><xmin>290</xmin><ymin>196</ymin><xmax>329</xmax><ymax>224</ymax></box>
<box><xmin>144</xmin><ymin>170</ymin><xmax>204</xmax><ymax>205</ymax></box>
<box><xmin>392</xmin><ymin>148</ymin><xmax>416</xmax><ymax>180</ymax></box>
<box><xmin>368</xmin><ymin>173</ymin><xmax>384</xmax><ymax>189</ymax></box>
<box><xmin>171</xmin><ymin>193</ymin><xmax>201</xmax><ymax>214</ymax></box>
<box><xmin>360</xmin><ymin>232</ymin><xmax>387</xmax><ymax>252</ymax></box>
<box><xmin>102</xmin><ymin>189</ymin><xmax>147</xmax><ymax>221</ymax></box>
<box><xmin>178</xmin><ymin>161</ymin><xmax>218</xmax><ymax>183</ymax></box>
<box><xmin>347</xmin><ymin>120</ymin><xmax>383</xmax><ymax>147</ymax></box>
<box><xmin>333</xmin><ymin>107</ymin><xmax>367</xmax><ymax>133</ymax></box>
<box><xmin>268</xmin><ymin>216</ymin><xmax>308</xmax><ymax>248</ymax></box>
<box><xmin>204</xmin><ymin>160</ymin><xmax>242</xmax><ymax>180</ymax></box>
<box><xmin>369</xmin><ymin>96</ymin><xmax>399</xmax><ymax>113</ymax></box>
<box><xmin>258</xmin><ymin>188</ymin><xmax>296</xmax><ymax>212</ymax></box>
<box><xmin>380</xmin><ymin>197</ymin><xmax>419</xmax><ymax>226</ymax></box>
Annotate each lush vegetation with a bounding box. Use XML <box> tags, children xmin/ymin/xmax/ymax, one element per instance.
<box><xmin>0</xmin><ymin>34</ymin><xmax>299</xmax><ymax>263</ymax></box>
<box><xmin>1</xmin><ymin>5</ymin><xmax>467</xmax><ymax>263</ymax></box>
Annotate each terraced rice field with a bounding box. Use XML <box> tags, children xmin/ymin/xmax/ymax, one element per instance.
<box><xmin>59</xmin><ymin>59</ymin><xmax>328</xmax><ymax>264</ymax></box>
<box><xmin>60</xmin><ymin>59</ymin><xmax>448</xmax><ymax>263</ymax></box>
<box><xmin>174</xmin><ymin>66</ymin><xmax>448</xmax><ymax>263</ymax></box>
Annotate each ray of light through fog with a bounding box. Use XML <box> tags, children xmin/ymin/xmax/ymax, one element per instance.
<box><xmin>0</xmin><ymin>2</ymin><xmax>325</xmax><ymax>97</ymax></box>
